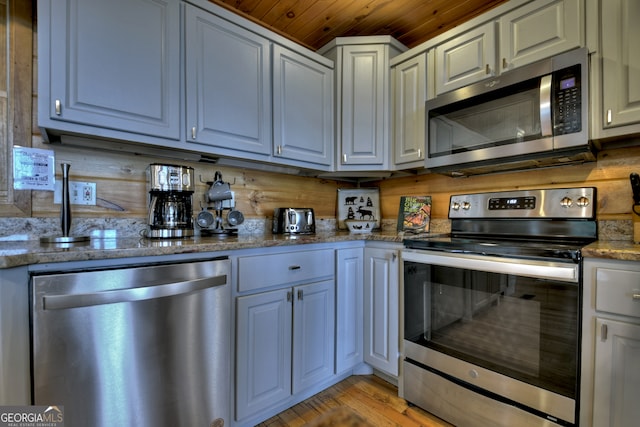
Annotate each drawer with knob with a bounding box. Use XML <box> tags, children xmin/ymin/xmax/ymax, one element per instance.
<box><xmin>595</xmin><ymin>267</ymin><xmax>640</xmax><ymax>318</ymax></box>
<box><xmin>238</xmin><ymin>249</ymin><xmax>334</xmax><ymax>292</ymax></box>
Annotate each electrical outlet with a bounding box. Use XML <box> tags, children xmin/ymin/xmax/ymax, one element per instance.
<box><xmin>54</xmin><ymin>181</ymin><xmax>97</xmax><ymax>205</ymax></box>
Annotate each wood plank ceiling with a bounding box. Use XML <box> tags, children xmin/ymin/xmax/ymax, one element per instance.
<box><xmin>208</xmin><ymin>0</ymin><xmax>510</xmax><ymax>50</ymax></box>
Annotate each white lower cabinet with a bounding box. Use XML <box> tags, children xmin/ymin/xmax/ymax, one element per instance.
<box><xmin>363</xmin><ymin>246</ymin><xmax>400</xmax><ymax>376</ymax></box>
<box><xmin>592</xmin><ymin>318</ymin><xmax>640</xmax><ymax>426</ymax></box>
<box><xmin>235</xmin><ymin>249</ymin><xmax>335</xmax><ymax>424</ymax></box>
<box><xmin>236</xmin><ymin>287</ymin><xmax>291</xmax><ymax>421</ymax></box>
<box><xmin>581</xmin><ymin>258</ymin><xmax>640</xmax><ymax>426</ymax></box>
<box><xmin>234</xmin><ymin>243</ymin><xmax>399</xmax><ymax>424</ymax></box>
<box><xmin>335</xmin><ymin>247</ymin><xmax>364</xmax><ymax>373</ymax></box>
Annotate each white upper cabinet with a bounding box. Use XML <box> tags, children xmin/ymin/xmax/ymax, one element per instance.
<box><xmin>392</xmin><ymin>53</ymin><xmax>428</xmax><ymax>169</ymax></box>
<box><xmin>39</xmin><ymin>0</ymin><xmax>333</xmax><ymax>171</ymax></box>
<box><xmin>272</xmin><ymin>45</ymin><xmax>334</xmax><ymax>169</ymax></box>
<box><xmin>499</xmin><ymin>0</ymin><xmax>583</xmax><ymax>71</ymax></box>
<box><xmin>340</xmin><ymin>44</ymin><xmax>388</xmax><ymax>168</ymax></box>
<box><xmin>320</xmin><ymin>37</ymin><xmax>407</xmax><ymax>171</ymax></box>
<box><xmin>435</xmin><ymin>22</ymin><xmax>496</xmax><ymax>95</ymax></box>
<box><xmin>38</xmin><ymin>0</ymin><xmax>181</xmax><ymax>143</ymax></box>
<box><xmin>185</xmin><ymin>4</ymin><xmax>272</xmax><ymax>157</ymax></box>
<box><xmin>435</xmin><ymin>0</ymin><xmax>583</xmax><ymax>95</ymax></box>
<box><xmin>590</xmin><ymin>0</ymin><xmax>640</xmax><ymax>140</ymax></box>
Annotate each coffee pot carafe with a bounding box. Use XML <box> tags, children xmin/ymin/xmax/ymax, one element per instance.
<box><xmin>146</xmin><ymin>163</ymin><xmax>194</xmax><ymax>238</ymax></box>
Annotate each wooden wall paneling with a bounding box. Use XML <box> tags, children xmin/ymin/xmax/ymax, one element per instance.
<box><xmin>272</xmin><ymin>1</ymin><xmax>341</xmax><ymax>39</ymax></box>
<box><xmin>16</xmin><ymin>0</ymin><xmax>640</xmax><ymax>227</ymax></box>
<box><xmin>29</xmin><ymin>140</ymin><xmax>347</xmax><ymax>220</ymax></box>
<box><xmin>0</xmin><ymin>0</ymin><xmax>32</xmax><ymax>216</ymax></box>
<box><xmin>376</xmin><ymin>145</ymin><xmax>640</xmax><ymax>222</ymax></box>
<box><xmin>208</xmin><ymin>0</ymin><xmax>511</xmax><ymax>50</ymax></box>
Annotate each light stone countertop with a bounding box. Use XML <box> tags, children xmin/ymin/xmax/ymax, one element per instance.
<box><xmin>0</xmin><ymin>231</ymin><xmax>407</xmax><ymax>269</ymax></box>
<box><xmin>582</xmin><ymin>240</ymin><xmax>640</xmax><ymax>262</ymax></box>
<box><xmin>2</xmin><ymin>218</ymin><xmax>639</xmax><ymax>268</ymax></box>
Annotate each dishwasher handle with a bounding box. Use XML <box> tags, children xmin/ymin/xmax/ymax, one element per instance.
<box><xmin>42</xmin><ymin>274</ymin><xmax>227</xmax><ymax>310</ymax></box>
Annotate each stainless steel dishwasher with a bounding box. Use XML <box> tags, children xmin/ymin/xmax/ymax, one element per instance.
<box><xmin>31</xmin><ymin>257</ymin><xmax>230</xmax><ymax>427</ymax></box>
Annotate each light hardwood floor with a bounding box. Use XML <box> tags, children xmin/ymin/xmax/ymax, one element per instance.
<box><xmin>256</xmin><ymin>375</ymin><xmax>453</xmax><ymax>426</ymax></box>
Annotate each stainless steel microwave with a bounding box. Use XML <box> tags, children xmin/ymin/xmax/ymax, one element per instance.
<box><xmin>426</xmin><ymin>48</ymin><xmax>596</xmax><ymax>176</ymax></box>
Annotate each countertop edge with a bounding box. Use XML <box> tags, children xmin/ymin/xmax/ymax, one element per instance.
<box><xmin>582</xmin><ymin>240</ymin><xmax>640</xmax><ymax>262</ymax></box>
<box><xmin>0</xmin><ymin>232</ymin><xmax>405</xmax><ymax>269</ymax></box>
<box><xmin>3</xmin><ymin>234</ymin><xmax>640</xmax><ymax>269</ymax></box>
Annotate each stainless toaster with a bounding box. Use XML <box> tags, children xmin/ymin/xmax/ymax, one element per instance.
<box><xmin>273</xmin><ymin>208</ymin><xmax>315</xmax><ymax>234</ymax></box>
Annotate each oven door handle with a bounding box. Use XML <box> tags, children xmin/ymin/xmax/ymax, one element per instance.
<box><xmin>401</xmin><ymin>250</ymin><xmax>578</xmax><ymax>283</ymax></box>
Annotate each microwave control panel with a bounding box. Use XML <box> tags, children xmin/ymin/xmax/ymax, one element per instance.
<box><xmin>553</xmin><ymin>64</ymin><xmax>582</xmax><ymax>135</ymax></box>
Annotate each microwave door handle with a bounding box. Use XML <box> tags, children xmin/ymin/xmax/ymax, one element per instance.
<box><xmin>539</xmin><ymin>74</ymin><xmax>553</xmax><ymax>137</ymax></box>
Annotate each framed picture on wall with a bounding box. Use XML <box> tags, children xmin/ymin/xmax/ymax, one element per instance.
<box><xmin>397</xmin><ymin>196</ymin><xmax>431</xmax><ymax>233</ymax></box>
<box><xmin>336</xmin><ymin>188</ymin><xmax>380</xmax><ymax>230</ymax></box>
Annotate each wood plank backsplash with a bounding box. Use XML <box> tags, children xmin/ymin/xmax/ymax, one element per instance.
<box><xmin>28</xmin><ymin>137</ymin><xmax>640</xmax><ymax>223</ymax></box>
<box><xmin>375</xmin><ymin>144</ymin><xmax>640</xmax><ymax>222</ymax></box>
<box><xmin>29</xmin><ymin>138</ymin><xmax>348</xmax><ymax>220</ymax></box>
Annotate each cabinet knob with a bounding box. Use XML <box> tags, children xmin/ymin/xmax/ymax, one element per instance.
<box><xmin>289</xmin><ymin>265</ymin><xmax>301</xmax><ymax>270</ymax></box>
<box><xmin>485</xmin><ymin>64</ymin><xmax>491</xmax><ymax>75</ymax></box>
<box><xmin>417</xmin><ymin>148</ymin><xmax>422</xmax><ymax>158</ymax></box>
<box><xmin>606</xmin><ymin>109</ymin><xmax>612</xmax><ymax>125</ymax></box>
<box><xmin>502</xmin><ymin>58</ymin><xmax>508</xmax><ymax>69</ymax></box>
<box><xmin>297</xmin><ymin>289</ymin><xmax>303</xmax><ymax>300</ymax></box>
<box><xmin>191</xmin><ymin>127</ymin><xmax>197</xmax><ymax>139</ymax></box>
<box><xmin>55</xmin><ymin>99</ymin><xmax>62</xmax><ymax>116</ymax></box>
<box><xmin>342</xmin><ymin>153</ymin><xmax>348</xmax><ymax>163</ymax></box>
<box><xmin>287</xmin><ymin>291</ymin><xmax>293</xmax><ymax>302</ymax></box>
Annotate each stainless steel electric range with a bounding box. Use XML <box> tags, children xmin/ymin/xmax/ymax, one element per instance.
<box><xmin>401</xmin><ymin>187</ymin><xmax>597</xmax><ymax>427</ymax></box>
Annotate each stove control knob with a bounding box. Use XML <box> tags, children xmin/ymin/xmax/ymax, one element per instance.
<box><xmin>452</xmin><ymin>202</ymin><xmax>460</xmax><ymax>211</ymax></box>
<box><xmin>561</xmin><ymin>197</ymin><xmax>573</xmax><ymax>207</ymax></box>
<box><xmin>462</xmin><ymin>201</ymin><xmax>471</xmax><ymax>210</ymax></box>
<box><xmin>577</xmin><ymin>196</ymin><xmax>590</xmax><ymax>207</ymax></box>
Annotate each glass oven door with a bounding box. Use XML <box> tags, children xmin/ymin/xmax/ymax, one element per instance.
<box><xmin>402</xmin><ymin>250</ymin><xmax>580</xmax><ymax>400</ymax></box>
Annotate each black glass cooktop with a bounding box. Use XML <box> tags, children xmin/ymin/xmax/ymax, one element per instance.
<box><xmin>403</xmin><ymin>235</ymin><xmax>595</xmax><ymax>263</ymax></box>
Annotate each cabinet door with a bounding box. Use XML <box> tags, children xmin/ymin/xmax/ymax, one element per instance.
<box><xmin>292</xmin><ymin>280</ymin><xmax>335</xmax><ymax>393</ymax></box>
<box><xmin>392</xmin><ymin>54</ymin><xmax>427</xmax><ymax>169</ymax></box>
<box><xmin>435</xmin><ymin>22</ymin><xmax>495</xmax><ymax>95</ymax></box>
<box><xmin>185</xmin><ymin>5</ymin><xmax>271</xmax><ymax>155</ymax></box>
<box><xmin>335</xmin><ymin>248</ymin><xmax>364</xmax><ymax>373</ymax></box>
<box><xmin>41</xmin><ymin>0</ymin><xmax>180</xmax><ymax>139</ymax></box>
<box><xmin>340</xmin><ymin>45</ymin><xmax>388</xmax><ymax>167</ymax></box>
<box><xmin>499</xmin><ymin>0</ymin><xmax>582</xmax><ymax>72</ymax></box>
<box><xmin>236</xmin><ymin>288</ymin><xmax>292</xmax><ymax>421</ymax></box>
<box><xmin>363</xmin><ymin>247</ymin><xmax>399</xmax><ymax>376</ymax></box>
<box><xmin>600</xmin><ymin>0</ymin><xmax>640</xmax><ymax>131</ymax></box>
<box><xmin>593</xmin><ymin>318</ymin><xmax>640</xmax><ymax>427</ymax></box>
<box><xmin>273</xmin><ymin>45</ymin><xmax>334</xmax><ymax>168</ymax></box>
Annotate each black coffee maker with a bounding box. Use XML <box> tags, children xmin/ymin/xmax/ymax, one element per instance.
<box><xmin>146</xmin><ymin>163</ymin><xmax>194</xmax><ymax>238</ymax></box>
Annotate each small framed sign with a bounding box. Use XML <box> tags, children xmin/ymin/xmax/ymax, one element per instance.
<box><xmin>397</xmin><ymin>196</ymin><xmax>431</xmax><ymax>233</ymax></box>
<box><xmin>337</xmin><ymin>188</ymin><xmax>380</xmax><ymax>230</ymax></box>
